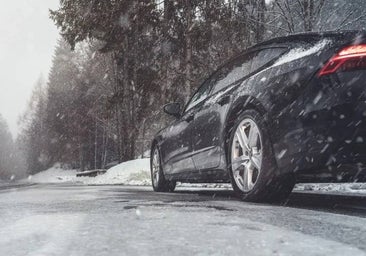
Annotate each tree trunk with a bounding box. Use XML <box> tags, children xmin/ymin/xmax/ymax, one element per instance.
<box><xmin>255</xmin><ymin>0</ymin><xmax>266</xmax><ymax>42</ymax></box>
<box><xmin>185</xmin><ymin>0</ymin><xmax>193</xmax><ymax>100</ymax></box>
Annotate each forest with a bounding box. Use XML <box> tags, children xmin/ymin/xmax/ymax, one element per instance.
<box><xmin>2</xmin><ymin>0</ymin><xmax>365</xmax><ymax>177</ymax></box>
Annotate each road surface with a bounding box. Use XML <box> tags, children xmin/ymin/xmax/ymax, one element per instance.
<box><xmin>0</xmin><ymin>184</ymin><xmax>366</xmax><ymax>256</ymax></box>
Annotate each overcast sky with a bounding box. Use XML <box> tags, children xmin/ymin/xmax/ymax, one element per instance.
<box><xmin>0</xmin><ymin>0</ymin><xmax>60</xmax><ymax>137</ymax></box>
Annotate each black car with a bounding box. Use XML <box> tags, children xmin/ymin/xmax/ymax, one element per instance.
<box><xmin>151</xmin><ymin>31</ymin><xmax>366</xmax><ymax>202</ymax></box>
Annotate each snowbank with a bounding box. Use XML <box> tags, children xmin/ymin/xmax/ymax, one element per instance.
<box><xmin>29</xmin><ymin>167</ymin><xmax>80</xmax><ymax>184</ymax></box>
<box><xmin>294</xmin><ymin>183</ymin><xmax>366</xmax><ymax>195</ymax></box>
<box><xmin>84</xmin><ymin>159</ymin><xmax>151</xmax><ymax>186</ymax></box>
<box><xmin>28</xmin><ymin>159</ymin><xmax>151</xmax><ymax>186</ymax></box>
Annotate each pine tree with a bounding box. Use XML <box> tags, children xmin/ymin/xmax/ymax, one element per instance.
<box><xmin>19</xmin><ymin>76</ymin><xmax>48</xmax><ymax>174</ymax></box>
<box><xmin>0</xmin><ymin>114</ymin><xmax>14</xmax><ymax>178</ymax></box>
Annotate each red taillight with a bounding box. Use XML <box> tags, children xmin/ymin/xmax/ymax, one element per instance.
<box><xmin>319</xmin><ymin>44</ymin><xmax>366</xmax><ymax>77</ymax></box>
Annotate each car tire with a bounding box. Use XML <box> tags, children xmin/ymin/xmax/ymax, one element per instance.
<box><xmin>228</xmin><ymin>109</ymin><xmax>295</xmax><ymax>203</ymax></box>
<box><xmin>151</xmin><ymin>145</ymin><xmax>176</xmax><ymax>192</ymax></box>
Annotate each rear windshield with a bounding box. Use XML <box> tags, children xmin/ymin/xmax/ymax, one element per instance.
<box><xmin>211</xmin><ymin>47</ymin><xmax>287</xmax><ymax>94</ymax></box>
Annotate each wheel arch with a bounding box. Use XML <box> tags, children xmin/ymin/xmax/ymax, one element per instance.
<box><xmin>151</xmin><ymin>137</ymin><xmax>168</xmax><ymax>173</ymax></box>
<box><xmin>223</xmin><ymin>96</ymin><xmax>271</xmax><ymax>162</ymax></box>
<box><xmin>224</xmin><ymin>96</ymin><xmax>267</xmax><ymax>137</ymax></box>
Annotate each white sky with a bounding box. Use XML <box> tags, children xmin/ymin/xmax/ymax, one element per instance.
<box><xmin>0</xmin><ymin>0</ymin><xmax>60</xmax><ymax>137</ymax></box>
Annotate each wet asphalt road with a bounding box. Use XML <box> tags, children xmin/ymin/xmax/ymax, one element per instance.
<box><xmin>0</xmin><ymin>184</ymin><xmax>366</xmax><ymax>255</ymax></box>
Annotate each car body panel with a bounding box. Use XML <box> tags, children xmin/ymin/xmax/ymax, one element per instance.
<box><xmin>191</xmin><ymin>86</ymin><xmax>235</xmax><ymax>171</ymax></box>
<box><xmin>153</xmin><ymin>30</ymin><xmax>366</xmax><ymax>183</ymax></box>
<box><xmin>158</xmin><ymin>108</ymin><xmax>196</xmax><ymax>175</ymax></box>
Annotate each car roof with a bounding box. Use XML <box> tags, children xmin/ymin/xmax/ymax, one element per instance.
<box><xmin>255</xmin><ymin>30</ymin><xmax>366</xmax><ymax>48</ymax></box>
<box><xmin>204</xmin><ymin>30</ymin><xmax>366</xmax><ymax>88</ymax></box>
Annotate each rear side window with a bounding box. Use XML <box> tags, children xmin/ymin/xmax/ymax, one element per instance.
<box><xmin>210</xmin><ymin>54</ymin><xmax>254</xmax><ymax>95</ymax></box>
<box><xmin>211</xmin><ymin>47</ymin><xmax>287</xmax><ymax>94</ymax></box>
<box><xmin>251</xmin><ymin>48</ymin><xmax>287</xmax><ymax>72</ymax></box>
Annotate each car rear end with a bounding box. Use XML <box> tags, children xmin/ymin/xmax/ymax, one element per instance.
<box><xmin>292</xmin><ymin>31</ymin><xmax>366</xmax><ymax>182</ymax></box>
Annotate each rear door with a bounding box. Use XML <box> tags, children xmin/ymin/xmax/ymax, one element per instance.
<box><xmin>191</xmin><ymin>47</ymin><xmax>288</xmax><ymax>172</ymax></box>
<box><xmin>190</xmin><ymin>53</ymin><xmax>254</xmax><ymax>171</ymax></box>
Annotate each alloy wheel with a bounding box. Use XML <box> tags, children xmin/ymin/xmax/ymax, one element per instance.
<box><xmin>231</xmin><ymin>118</ymin><xmax>263</xmax><ymax>192</ymax></box>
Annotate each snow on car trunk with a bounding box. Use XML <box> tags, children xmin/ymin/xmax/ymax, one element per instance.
<box><xmin>273</xmin><ymin>39</ymin><xmax>332</xmax><ymax>67</ymax></box>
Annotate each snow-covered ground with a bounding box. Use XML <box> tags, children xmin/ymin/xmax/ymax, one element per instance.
<box><xmin>296</xmin><ymin>183</ymin><xmax>366</xmax><ymax>195</ymax></box>
<box><xmin>28</xmin><ymin>159</ymin><xmax>151</xmax><ymax>186</ymax></box>
<box><xmin>1</xmin><ymin>185</ymin><xmax>366</xmax><ymax>255</ymax></box>
<box><xmin>27</xmin><ymin>159</ymin><xmax>366</xmax><ymax>195</ymax></box>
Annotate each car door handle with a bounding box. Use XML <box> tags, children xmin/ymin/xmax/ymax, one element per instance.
<box><xmin>184</xmin><ymin>114</ymin><xmax>195</xmax><ymax>123</ymax></box>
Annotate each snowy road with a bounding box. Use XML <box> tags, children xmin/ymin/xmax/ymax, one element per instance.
<box><xmin>0</xmin><ymin>184</ymin><xmax>366</xmax><ymax>255</ymax></box>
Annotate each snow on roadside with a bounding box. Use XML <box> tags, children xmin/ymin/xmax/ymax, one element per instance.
<box><xmin>294</xmin><ymin>183</ymin><xmax>366</xmax><ymax>195</ymax></box>
<box><xmin>84</xmin><ymin>159</ymin><xmax>151</xmax><ymax>186</ymax></box>
<box><xmin>28</xmin><ymin>159</ymin><xmax>151</xmax><ymax>186</ymax></box>
<box><xmin>29</xmin><ymin>167</ymin><xmax>80</xmax><ymax>184</ymax></box>
<box><xmin>28</xmin><ymin>159</ymin><xmax>366</xmax><ymax>195</ymax></box>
